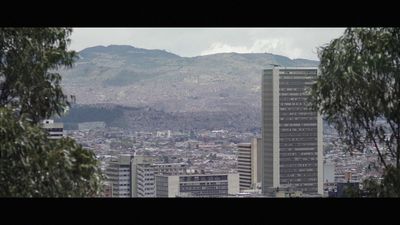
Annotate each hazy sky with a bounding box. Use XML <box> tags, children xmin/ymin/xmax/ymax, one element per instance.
<box><xmin>70</xmin><ymin>28</ymin><xmax>345</xmax><ymax>60</ymax></box>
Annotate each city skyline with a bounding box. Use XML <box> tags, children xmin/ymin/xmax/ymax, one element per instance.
<box><xmin>1</xmin><ymin>27</ymin><xmax>395</xmax><ymax>199</ymax></box>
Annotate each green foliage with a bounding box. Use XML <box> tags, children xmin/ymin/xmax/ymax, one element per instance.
<box><xmin>363</xmin><ymin>166</ymin><xmax>400</xmax><ymax>197</ymax></box>
<box><xmin>0</xmin><ymin>28</ymin><xmax>77</xmax><ymax>123</ymax></box>
<box><xmin>342</xmin><ymin>184</ymin><xmax>361</xmax><ymax>197</ymax></box>
<box><xmin>0</xmin><ymin>107</ymin><xmax>103</xmax><ymax>197</ymax></box>
<box><xmin>311</xmin><ymin>28</ymin><xmax>400</xmax><ymax>168</ymax></box>
<box><xmin>0</xmin><ymin>28</ymin><xmax>103</xmax><ymax>197</ymax></box>
<box><xmin>311</xmin><ymin>28</ymin><xmax>400</xmax><ymax>197</ymax></box>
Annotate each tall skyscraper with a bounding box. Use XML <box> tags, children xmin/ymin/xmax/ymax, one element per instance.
<box><xmin>237</xmin><ymin>137</ymin><xmax>262</xmax><ymax>190</ymax></box>
<box><xmin>262</xmin><ymin>67</ymin><xmax>323</xmax><ymax>195</ymax></box>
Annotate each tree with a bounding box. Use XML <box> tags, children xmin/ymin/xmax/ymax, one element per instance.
<box><xmin>0</xmin><ymin>28</ymin><xmax>103</xmax><ymax>197</ymax></box>
<box><xmin>0</xmin><ymin>28</ymin><xmax>76</xmax><ymax>123</ymax></box>
<box><xmin>363</xmin><ymin>166</ymin><xmax>400</xmax><ymax>197</ymax></box>
<box><xmin>311</xmin><ymin>28</ymin><xmax>400</xmax><ymax>196</ymax></box>
<box><xmin>0</xmin><ymin>107</ymin><xmax>103</xmax><ymax>197</ymax></box>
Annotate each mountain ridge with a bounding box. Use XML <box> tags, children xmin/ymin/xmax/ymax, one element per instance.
<box><xmin>59</xmin><ymin>45</ymin><xmax>319</xmax><ymax>130</ymax></box>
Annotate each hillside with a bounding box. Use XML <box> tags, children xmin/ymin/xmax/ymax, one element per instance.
<box><xmin>59</xmin><ymin>45</ymin><xmax>319</xmax><ymax>130</ymax></box>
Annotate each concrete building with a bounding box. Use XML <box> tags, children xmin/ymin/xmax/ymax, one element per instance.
<box><xmin>237</xmin><ymin>137</ymin><xmax>262</xmax><ymax>190</ymax></box>
<box><xmin>132</xmin><ymin>156</ymin><xmax>155</xmax><ymax>197</ymax></box>
<box><xmin>155</xmin><ymin>173</ymin><xmax>240</xmax><ymax>197</ymax></box>
<box><xmin>131</xmin><ymin>160</ymin><xmax>188</xmax><ymax>198</ymax></box>
<box><xmin>106</xmin><ymin>154</ymin><xmax>134</xmax><ymax>198</ymax></box>
<box><xmin>41</xmin><ymin>119</ymin><xmax>63</xmax><ymax>139</ymax></box>
<box><xmin>262</xmin><ymin>67</ymin><xmax>323</xmax><ymax>195</ymax></box>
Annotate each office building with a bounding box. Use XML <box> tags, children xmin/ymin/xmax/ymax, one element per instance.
<box><xmin>41</xmin><ymin>119</ymin><xmax>63</xmax><ymax>139</ymax></box>
<box><xmin>237</xmin><ymin>137</ymin><xmax>262</xmax><ymax>190</ymax></box>
<box><xmin>132</xmin><ymin>156</ymin><xmax>156</xmax><ymax>197</ymax></box>
<box><xmin>131</xmin><ymin>160</ymin><xmax>188</xmax><ymax>198</ymax></box>
<box><xmin>106</xmin><ymin>154</ymin><xmax>134</xmax><ymax>198</ymax></box>
<box><xmin>262</xmin><ymin>67</ymin><xmax>323</xmax><ymax>195</ymax></box>
<box><xmin>155</xmin><ymin>173</ymin><xmax>239</xmax><ymax>197</ymax></box>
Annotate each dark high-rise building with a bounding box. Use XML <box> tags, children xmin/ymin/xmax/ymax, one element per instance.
<box><xmin>261</xmin><ymin>67</ymin><xmax>323</xmax><ymax>195</ymax></box>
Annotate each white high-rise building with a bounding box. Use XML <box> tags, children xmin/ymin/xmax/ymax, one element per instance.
<box><xmin>237</xmin><ymin>137</ymin><xmax>262</xmax><ymax>190</ymax></box>
<box><xmin>106</xmin><ymin>154</ymin><xmax>134</xmax><ymax>198</ymax></box>
<box><xmin>132</xmin><ymin>159</ymin><xmax>188</xmax><ymax>198</ymax></box>
<box><xmin>261</xmin><ymin>67</ymin><xmax>323</xmax><ymax>195</ymax></box>
<box><xmin>132</xmin><ymin>156</ymin><xmax>156</xmax><ymax>197</ymax></box>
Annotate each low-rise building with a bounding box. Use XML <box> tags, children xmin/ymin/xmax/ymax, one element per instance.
<box><xmin>42</xmin><ymin>119</ymin><xmax>64</xmax><ymax>139</ymax></box>
<box><xmin>155</xmin><ymin>173</ymin><xmax>239</xmax><ymax>197</ymax></box>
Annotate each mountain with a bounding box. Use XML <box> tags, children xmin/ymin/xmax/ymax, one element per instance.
<box><xmin>59</xmin><ymin>45</ymin><xmax>319</xmax><ymax>130</ymax></box>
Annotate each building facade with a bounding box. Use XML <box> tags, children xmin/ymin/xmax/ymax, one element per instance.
<box><xmin>42</xmin><ymin>119</ymin><xmax>64</xmax><ymax>139</ymax></box>
<box><xmin>155</xmin><ymin>173</ymin><xmax>239</xmax><ymax>197</ymax></box>
<box><xmin>132</xmin><ymin>156</ymin><xmax>156</xmax><ymax>197</ymax></box>
<box><xmin>131</xmin><ymin>160</ymin><xmax>188</xmax><ymax>198</ymax></box>
<box><xmin>262</xmin><ymin>67</ymin><xmax>323</xmax><ymax>195</ymax></box>
<box><xmin>106</xmin><ymin>154</ymin><xmax>134</xmax><ymax>198</ymax></box>
<box><xmin>237</xmin><ymin>137</ymin><xmax>262</xmax><ymax>190</ymax></box>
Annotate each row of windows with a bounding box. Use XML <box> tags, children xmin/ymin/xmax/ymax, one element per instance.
<box><xmin>281</xmin><ymin>128</ymin><xmax>318</xmax><ymax>132</ymax></box>
<box><xmin>46</xmin><ymin>128</ymin><xmax>63</xmax><ymax>132</ymax></box>
<box><xmin>279</xmin><ymin>92</ymin><xmax>309</xmax><ymax>97</ymax></box>
<box><xmin>280</xmin><ymin>96</ymin><xmax>309</xmax><ymax>100</ymax></box>
<box><xmin>280</xmin><ymin>170</ymin><xmax>317</xmax><ymax>176</ymax></box>
<box><xmin>280</xmin><ymin>117</ymin><xmax>317</xmax><ymax>122</ymax></box>
<box><xmin>280</xmin><ymin>157</ymin><xmax>317</xmax><ymax>162</ymax></box>
<box><xmin>280</xmin><ymin>178</ymin><xmax>318</xmax><ymax>183</ymax></box>
<box><xmin>280</xmin><ymin>102</ymin><xmax>309</xmax><ymax>107</ymax></box>
<box><xmin>280</xmin><ymin>112</ymin><xmax>317</xmax><ymax>117</ymax></box>
<box><xmin>280</xmin><ymin>136</ymin><xmax>318</xmax><ymax>141</ymax></box>
<box><xmin>280</xmin><ymin>142</ymin><xmax>318</xmax><ymax>148</ymax></box>
<box><xmin>279</xmin><ymin>107</ymin><xmax>314</xmax><ymax>112</ymax></box>
<box><xmin>180</xmin><ymin>186</ymin><xmax>228</xmax><ymax>191</ymax></box>
<box><xmin>180</xmin><ymin>176</ymin><xmax>228</xmax><ymax>182</ymax></box>
<box><xmin>280</xmin><ymin>162</ymin><xmax>317</xmax><ymax>167</ymax></box>
<box><xmin>280</xmin><ymin>151</ymin><xmax>317</xmax><ymax>156</ymax></box>
<box><xmin>279</xmin><ymin>88</ymin><xmax>308</xmax><ymax>92</ymax></box>
<box><xmin>180</xmin><ymin>182</ymin><xmax>228</xmax><ymax>187</ymax></box>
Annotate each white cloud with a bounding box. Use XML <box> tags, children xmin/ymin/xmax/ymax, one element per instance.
<box><xmin>71</xmin><ymin>28</ymin><xmax>345</xmax><ymax>60</ymax></box>
<box><xmin>200</xmin><ymin>38</ymin><xmax>305</xmax><ymax>59</ymax></box>
<box><xmin>200</xmin><ymin>42</ymin><xmax>249</xmax><ymax>55</ymax></box>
